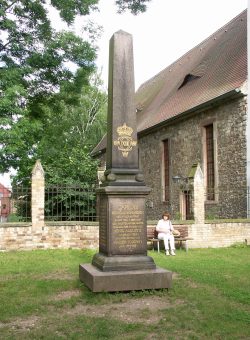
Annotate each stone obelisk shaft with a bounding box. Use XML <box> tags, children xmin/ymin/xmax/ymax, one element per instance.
<box><xmin>106</xmin><ymin>30</ymin><xmax>139</xmax><ymax>176</ymax></box>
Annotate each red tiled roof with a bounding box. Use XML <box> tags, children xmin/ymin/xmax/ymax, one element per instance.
<box><xmin>136</xmin><ymin>9</ymin><xmax>247</xmax><ymax>132</ymax></box>
<box><xmin>0</xmin><ymin>183</ymin><xmax>11</xmax><ymax>195</ymax></box>
<box><xmin>92</xmin><ymin>9</ymin><xmax>247</xmax><ymax>155</ymax></box>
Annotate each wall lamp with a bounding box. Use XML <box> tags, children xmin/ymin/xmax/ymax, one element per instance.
<box><xmin>172</xmin><ymin>175</ymin><xmax>189</xmax><ymax>184</ymax></box>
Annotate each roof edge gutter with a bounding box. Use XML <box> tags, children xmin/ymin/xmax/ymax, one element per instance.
<box><xmin>91</xmin><ymin>88</ymin><xmax>246</xmax><ymax>154</ymax></box>
<box><xmin>138</xmin><ymin>89</ymin><xmax>245</xmax><ymax>137</ymax></box>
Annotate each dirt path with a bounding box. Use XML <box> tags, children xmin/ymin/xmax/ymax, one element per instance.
<box><xmin>0</xmin><ymin>293</ymin><xmax>184</xmax><ymax>332</ymax></box>
<box><xmin>65</xmin><ymin>295</ymin><xmax>184</xmax><ymax>324</ymax></box>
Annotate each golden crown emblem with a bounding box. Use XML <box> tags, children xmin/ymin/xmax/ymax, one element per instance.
<box><xmin>113</xmin><ymin>123</ymin><xmax>137</xmax><ymax>157</ymax></box>
<box><xmin>117</xmin><ymin>123</ymin><xmax>133</xmax><ymax>137</ymax></box>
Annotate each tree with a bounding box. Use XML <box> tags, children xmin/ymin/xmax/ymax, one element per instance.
<box><xmin>0</xmin><ymin>1</ymin><xmax>98</xmax><ymax>116</ymax></box>
<box><xmin>115</xmin><ymin>0</ymin><xmax>152</xmax><ymax>14</ymax></box>
<box><xmin>9</xmin><ymin>71</ymin><xmax>107</xmax><ymax>185</ymax></box>
<box><xmin>0</xmin><ymin>0</ymin><xmax>99</xmax><ymax>177</ymax></box>
<box><xmin>0</xmin><ymin>0</ymin><xmax>151</xmax><ymax>185</ymax></box>
<box><xmin>37</xmin><ymin>72</ymin><xmax>107</xmax><ymax>185</ymax></box>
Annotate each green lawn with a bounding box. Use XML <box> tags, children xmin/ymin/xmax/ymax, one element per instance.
<box><xmin>0</xmin><ymin>246</ymin><xmax>249</xmax><ymax>339</ymax></box>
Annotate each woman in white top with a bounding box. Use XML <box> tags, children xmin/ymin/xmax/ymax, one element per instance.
<box><xmin>156</xmin><ymin>212</ymin><xmax>176</xmax><ymax>256</ymax></box>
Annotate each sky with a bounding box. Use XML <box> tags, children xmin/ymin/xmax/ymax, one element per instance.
<box><xmin>87</xmin><ymin>0</ymin><xmax>247</xmax><ymax>90</ymax></box>
<box><xmin>0</xmin><ymin>0</ymin><xmax>248</xmax><ymax>187</ymax></box>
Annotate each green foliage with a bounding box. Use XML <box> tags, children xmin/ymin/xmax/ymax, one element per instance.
<box><xmin>7</xmin><ymin>213</ymin><xmax>22</xmax><ymax>222</ymax></box>
<box><xmin>0</xmin><ymin>0</ymin><xmax>97</xmax><ymax>117</ymax></box>
<box><xmin>51</xmin><ymin>0</ymin><xmax>99</xmax><ymax>24</ymax></box>
<box><xmin>7</xmin><ymin>72</ymin><xmax>107</xmax><ymax>217</ymax></box>
<box><xmin>45</xmin><ymin>185</ymin><xmax>97</xmax><ymax>221</ymax></box>
<box><xmin>173</xmin><ymin>211</ymin><xmax>182</xmax><ymax>221</ymax></box>
<box><xmin>36</xmin><ymin>72</ymin><xmax>107</xmax><ymax>185</ymax></box>
<box><xmin>0</xmin><ymin>115</ymin><xmax>43</xmax><ymax>179</ymax></box>
<box><xmin>0</xmin><ymin>0</ymin><xmax>99</xmax><ymax>183</ymax></box>
<box><xmin>205</xmin><ymin>206</ymin><xmax>219</xmax><ymax>220</ymax></box>
<box><xmin>0</xmin><ymin>0</ymin><xmax>147</xmax><ymax>186</ymax></box>
<box><xmin>230</xmin><ymin>242</ymin><xmax>248</xmax><ymax>248</ymax></box>
<box><xmin>115</xmin><ymin>0</ymin><xmax>152</xmax><ymax>14</ymax></box>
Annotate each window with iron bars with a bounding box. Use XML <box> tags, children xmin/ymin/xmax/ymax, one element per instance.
<box><xmin>163</xmin><ymin>139</ymin><xmax>170</xmax><ymax>202</ymax></box>
<box><xmin>205</xmin><ymin>124</ymin><xmax>215</xmax><ymax>200</ymax></box>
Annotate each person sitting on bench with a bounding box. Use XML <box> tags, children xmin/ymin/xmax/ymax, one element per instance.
<box><xmin>156</xmin><ymin>212</ymin><xmax>176</xmax><ymax>256</ymax></box>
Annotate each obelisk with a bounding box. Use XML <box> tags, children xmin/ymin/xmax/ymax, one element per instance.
<box><xmin>79</xmin><ymin>31</ymin><xmax>172</xmax><ymax>292</ymax></box>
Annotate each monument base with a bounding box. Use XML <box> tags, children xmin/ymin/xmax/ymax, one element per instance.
<box><xmin>92</xmin><ymin>253</ymin><xmax>156</xmax><ymax>271</ymax></box>
<box><xmin>79</xmin><ymin>263</ymin><xmax>172</xmax><ymax>292</ymax></box>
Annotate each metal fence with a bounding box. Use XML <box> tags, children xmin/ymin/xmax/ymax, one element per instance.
<box><xmin>0</xmin><ymin>184</ymin><xmax>97</xmax><ymax>223</ymax></box>
<box><xmin>45</xmin><ymin>184</ymin><xmax>97</xmax><ymax>221</ymax></box>
<box><xmin>1</xmin><ymin>184</ymin><xmax>250</xmax><ymax>223</ymax></box>
<box><xmin>0</xmin><ymin>186</ymin><xmax>31</xmax><ymax>222</ymax></box>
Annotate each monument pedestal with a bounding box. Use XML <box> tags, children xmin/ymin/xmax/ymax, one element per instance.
<box><xmin>79</xmin><ymin>185</ymin><xmax>172</xmax><ymax>292</ymax></box>
<box><xmin>79</xmin><ymin>264</ymin><xmax>172</xmax><ymax>292</ymax></box>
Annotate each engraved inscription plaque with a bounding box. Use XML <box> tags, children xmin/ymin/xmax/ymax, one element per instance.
<box><xmin>110</xmin><ymin>197</ymin><xmax>146</xmax><ymax>255</ymax></box>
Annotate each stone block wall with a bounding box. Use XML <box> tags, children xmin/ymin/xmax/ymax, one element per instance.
<box><xmin>188</xmin><ymin>222</ymin><xmax>250</xmax><ymax>248</ymax></box>
<box><xmin>1</xmin><ymin>221</ymin><xmax>249</xmax><ymax>251</ymax></box>
<box><xmin>139</xmin><ymin>96</ymin><xmax>247</xmax><ymax>220</ymax></box>
<box><xmin>0</xmin><ymin>222</ymin><xmax>99</xmax><ymax>251</ymax></box>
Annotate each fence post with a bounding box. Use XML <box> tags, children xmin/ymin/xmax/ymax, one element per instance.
<box><xmin>31</xmin><ymin>160</ymin><xmax>45</xmax><ymax>229</ymax></box>
<box><xmin>193</xmin><ymin>164</ymin><xmax>205</xmax><ymax>224</ymax></box>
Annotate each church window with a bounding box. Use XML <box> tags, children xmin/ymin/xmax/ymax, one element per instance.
<box><xmin>163</xmin><ymin>139</ymin><xmax>170</xmax><ymax>202</ymax></box>
<box><xmin>205</xmin><ymin>124</ymin><xmax>215</xmax><ymax>200</ymax></box>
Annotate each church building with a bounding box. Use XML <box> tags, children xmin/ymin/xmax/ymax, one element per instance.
<box><xmin>93</xmin><ymin>10</ymin><xmax>248</xmax><ymax>220</ymax></box>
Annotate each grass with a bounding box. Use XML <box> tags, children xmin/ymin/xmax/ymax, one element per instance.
<box><xmin>0</xmin><ymin>247</ymin><xmax>249</xmax><ymax>339</ymax></box>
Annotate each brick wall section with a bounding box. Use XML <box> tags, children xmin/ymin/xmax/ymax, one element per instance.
<box><xmin>148</xmin><ymin>222</ymin><xmax>250</xmax><ymax>248</ymax></box>
<box><xmin>188</xmin><ymin>222</ymin><xmax>250</xmax><ymax>248</ymax></box>
<box><xmin>139</xmin><ymin>96</ymin><xmax>247</xmax><ymax>220</ymax></box>
<box><xmin>193</xmin><ymin>165</ymin><xmax>205</xmax><ymax>224</ymax></box>
<box><xmin>0</xmin><ymin>222</ymin><xmax>99</xmax><ymax>251</ymax></box>
<box><xmin>0</xmin><ymin>222</ymin><xmax>249</xmax><ymax>251</ymax></box>
<box><xmin>31</xmin><ymin>160</ymin><xmax>45</xmax><ymax>228</ymax></box>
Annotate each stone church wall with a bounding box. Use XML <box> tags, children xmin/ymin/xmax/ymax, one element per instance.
<box><xmin>138</xmin><ymin>96</ymin><xmax>247</xmax><ymax>220</ymax></box>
